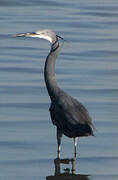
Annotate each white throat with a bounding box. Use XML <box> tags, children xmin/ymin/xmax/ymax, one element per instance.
<box><xmin>34</xmin><ymin>34</ymin><xmax>53</xmax><ymax>43</ymax></box>
<box><xmin>39</xmin><ymin>35</ymin><xmax>52</xmax><ymax>43</ymax></box>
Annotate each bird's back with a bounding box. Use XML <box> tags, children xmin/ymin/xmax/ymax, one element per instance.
<box><xmin>49</xmin><ymin>90</ymin><xmax>94</xmax><ymax>138</ymax></box>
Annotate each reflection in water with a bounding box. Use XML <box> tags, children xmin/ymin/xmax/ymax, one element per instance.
<box><xmin>46</xmin><ymin>158</ymin><xmax>90</xmax><ymax>180</ymax></box>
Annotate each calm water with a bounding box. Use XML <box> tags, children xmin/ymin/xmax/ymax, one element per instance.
<box><xmin>0</xmin><ymin>0</ymin><xmax>118</xmax><ymax>179</ymax></box>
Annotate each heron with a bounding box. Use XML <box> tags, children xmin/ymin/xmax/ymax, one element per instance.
<box><xmin>15</xmin><ymin>29</ymin><xmax>95</xmax><ymax>158</ymax></box>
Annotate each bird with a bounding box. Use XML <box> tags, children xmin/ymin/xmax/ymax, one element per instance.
<box><xmin>15</xmin><ymin>29</ymin><xmax>95</xmax><ymax>158</ymax></box>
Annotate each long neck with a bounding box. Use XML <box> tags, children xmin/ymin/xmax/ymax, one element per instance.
<box><xmin>44</xmin><ymin>39</ymin><xmax>61</xmax><ymax>101</ymax></box>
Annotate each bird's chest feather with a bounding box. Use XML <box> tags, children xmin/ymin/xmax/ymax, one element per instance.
<box><xmin>49</xmin><ymin>96</ymin><xmax>78</xmax><ymax>126</ymax></box>
<box><xmin>49</xmin><ymin>94</ymin><xmax>92</xmax><ymax>127</ymax></box>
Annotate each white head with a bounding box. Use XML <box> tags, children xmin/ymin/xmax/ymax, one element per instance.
<box><xmin>15</xmin><ymin>29</ymin><xmax>57</xmax><ymax>44</ymax></box>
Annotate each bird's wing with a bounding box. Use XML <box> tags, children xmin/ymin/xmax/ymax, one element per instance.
<box><xmin>50</xmin><ymin>93</ymin><xmax>95</xmax><ymax>132</ymax></box>
<box><xmin>67</xmin><ymin>96</ymin><xmax>93</xmax><ymax>126</ymax></box>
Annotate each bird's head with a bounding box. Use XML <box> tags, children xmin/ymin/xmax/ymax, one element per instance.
<box><xmin>14</xmin><ymin>29</ymin><xmax>64</xmax><ymax>44</ymax></box>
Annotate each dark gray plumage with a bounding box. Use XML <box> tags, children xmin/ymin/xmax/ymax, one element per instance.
<box><xmin>50</xmin><ymin>93</ymin><xmax>94</xmax><ymax>138</ymax></box>
<box><xmin>15</xmin><ymin>29</ymin><xmax>95</xmax><ymax>158</ymax></box>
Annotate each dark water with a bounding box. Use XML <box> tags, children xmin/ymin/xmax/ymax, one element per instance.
<box><xmin>0</xmin><ymin>0</ymin><xmax>118</xmax><ymax>179</ymax></box>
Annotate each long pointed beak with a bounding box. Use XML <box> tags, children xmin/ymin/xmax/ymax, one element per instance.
<box><xmin>14</xmin><ymin>32</ymin><xmax>38</xmax><ymax>37</ymax></box>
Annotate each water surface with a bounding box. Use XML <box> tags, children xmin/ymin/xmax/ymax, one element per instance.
<box><xmin>0</xmin><ymin>0</ymin><xmax>118</xmax><ymax>179</ymax></box>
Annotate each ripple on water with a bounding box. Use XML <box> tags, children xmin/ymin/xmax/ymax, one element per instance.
<box><xmin>0</xmin><ymin>0</ymin><xmax>118</xmax><ymax>179</ymax></box>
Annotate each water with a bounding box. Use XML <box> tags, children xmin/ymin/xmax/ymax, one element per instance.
<box><xmin>0</xmin><ymin>0</ymin><xmax>118</xmax><ymax>179</ymax></box>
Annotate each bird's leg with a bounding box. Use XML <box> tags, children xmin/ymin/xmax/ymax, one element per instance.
<box><xmin>71</xmin><ymin>158</ymin><xmax>76</xmax><ymax>174</ymax></box>
<box><xmin>74</xmin><ymin>137</ymin><xmax>78</xmax><ymax>158</ymax></box>
<box><xmin>57</xmin><ymin>128</ymin><xmax>62</xmax><ymax>159</ymax></box>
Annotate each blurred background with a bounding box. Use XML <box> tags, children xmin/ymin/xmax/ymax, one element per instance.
<box><xmin>0</xmin><ymin>0</ymin><xmax>118</xmax><ymax>179</ymax></box>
